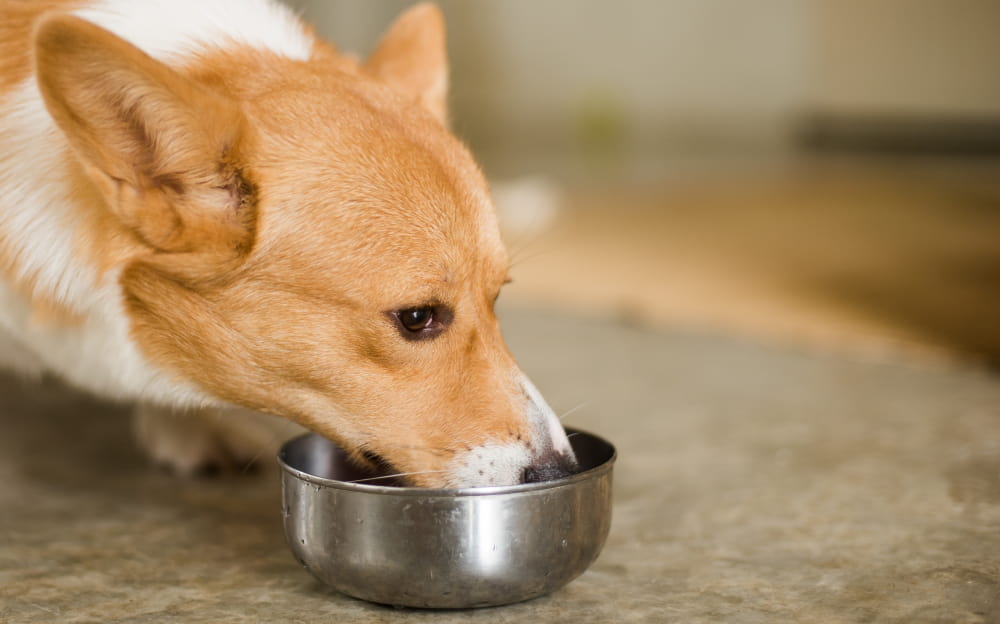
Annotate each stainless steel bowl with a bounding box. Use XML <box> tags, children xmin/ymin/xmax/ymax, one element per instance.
<box><xmin>278</xmin><ymin>428</ymin><xmax>615</xmax><ymax>609</ymax></box>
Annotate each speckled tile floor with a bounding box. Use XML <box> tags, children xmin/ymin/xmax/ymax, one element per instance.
<box><xmin>2</xmin><ymin>308</ymin><xmax>999</xmax><ymax>623</ymax></box>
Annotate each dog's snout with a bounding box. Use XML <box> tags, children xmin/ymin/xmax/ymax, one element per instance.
<box><xmin>521</xmin><ymin>452</ymin><xmax>578</xmax><ymax>484</ymax></box>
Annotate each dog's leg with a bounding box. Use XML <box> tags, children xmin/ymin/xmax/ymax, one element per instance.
<box><xmin>0</xmin><ymin>328</ymin><xmax>47</xmax><ymax>379</ymax></box>
<box><xmin>133</xmin><ymin>403</ymin><xmax>303</xmax><ymax>475</ymax></box>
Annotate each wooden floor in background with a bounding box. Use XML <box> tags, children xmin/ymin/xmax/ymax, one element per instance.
<box><xmin>501</xmin><ymin>157</ymin><xmax>1000</xmax><ymax>367</ymax></box>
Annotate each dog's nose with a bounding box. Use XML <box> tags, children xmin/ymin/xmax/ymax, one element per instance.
<box><xmin>521</xmin><ymin>452</ymin><xmax>578</xmax><ymax>484</ymax></box>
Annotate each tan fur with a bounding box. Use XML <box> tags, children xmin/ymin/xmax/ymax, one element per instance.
<box><xmin>364</xmin><ymin>2</ymin><xmax>449</xmax><ymax>126</ymax></box>
<box><xmin>118</xmin><ymin>45</ymin><xmax>520</xmax><ymax>481</ymax></box>
<box><xmin>0</xmin><ymin>0</ymin><xmax>81</xmax><ymax>94</ymax></box>
<box><xmin>6</xmin><ymin>3</ymin><xmax>540</xmax><ymax>485</ymax></box>
<box><xmin>35</xmin><ymin>15</ymin><xmax>255</xmax><ymax>257</ymax></box>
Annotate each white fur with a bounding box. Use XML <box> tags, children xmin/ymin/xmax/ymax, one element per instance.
<box><xmin>74</xmin><ymin>0</ymin><xmax>314</xmax><ymax>63</ymax></box>
<box><xmin>448</xmin><ymin>374</ymin><xmax>574</xmax><ymax>487</ymax></box>
<box><xmin>448</xmin><ymin>441</ymin><xmax>534</xmax><ymax>488</ymax></box>
<box><xmin>522</xmin><ymin>375</ymin><xmax>574</xmax><ymax>457</ymax></box>
<box><xmin>0</xmin><ymin>82</ymin><xmax>99</xmax><ymax>315</ymax></box>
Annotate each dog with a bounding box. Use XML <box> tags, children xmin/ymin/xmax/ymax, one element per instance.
<box><xmin>0</xmin><ymin>0</ymin><xmax>576</xmax><ymax>487</ymax></box>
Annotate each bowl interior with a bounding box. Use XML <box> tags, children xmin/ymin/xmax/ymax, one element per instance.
<box><xmin>280</xmin><ymin>428</ymin><xmax>615</xmax><ymax>491</ymax></box>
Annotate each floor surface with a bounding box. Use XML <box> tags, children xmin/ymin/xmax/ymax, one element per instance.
<box><xmin>2</xmin><ymin>308</ymin><xmax>999</xmax><ymax>623</ymax></box>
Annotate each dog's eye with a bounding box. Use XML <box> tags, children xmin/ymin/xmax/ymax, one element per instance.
<box><xmin>391</xmin><ymin>305</ymin><xmax>452</xmax><ymax>340</ymax></box>
<box><xmin>400</xmin><ymin>307</ymin><xmax>434</xmax><ymax>332</ymax></box>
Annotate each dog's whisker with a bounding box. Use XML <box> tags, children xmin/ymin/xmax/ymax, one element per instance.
<box><xmin>558</xmin><ymin>402</ymin><xmax>588</xmax><ymax>422</ymax></box>
<box><xmin>506</xmin><ymin>215</ymin><xmax>571</xmax><ymax>271</ymax></box>
<box><xmin>239</xmin><ymin>458</ymin><xmax>256</xmax><ymax>475</ymax></box>
<box><xmin>508</xmin><ymin>246</ymin><xmax>561</xmax><ymax>270</ymax></box>
<box><xmin>363</xmin><ymin>442</ymin><xmax>454</xmax><ymax>458</ymax></box>
<box><xmin>241</xmin><ymin>417</ymin><xmax>301</xmax><ymax>474</ymax></box>
<box><xmin>349</xmin><ymin>469</ymin><xmax>449</xmax><ymax>484</ymax></box>
<box><xmin>506</xmin><ymin>233</ymin><xmax>547</xmax><ymax>267</ymax></box>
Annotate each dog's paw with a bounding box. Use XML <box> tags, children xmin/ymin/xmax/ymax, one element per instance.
<box><xmin>132</xmin><ymin>404</ymin><xmax>299</xmax><ymax>476</ymax></box>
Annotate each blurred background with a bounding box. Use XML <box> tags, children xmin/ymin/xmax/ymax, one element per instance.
<box><xmin>288</xmin><ymin>0</ymin><xmax>1000</xmax><ymax>368</ymax></box>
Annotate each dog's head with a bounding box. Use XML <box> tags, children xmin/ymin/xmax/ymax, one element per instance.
<box><xmin>33</xmin><ymin>4</ymin><xmax>575</xmax><ymax>486</ymax></box>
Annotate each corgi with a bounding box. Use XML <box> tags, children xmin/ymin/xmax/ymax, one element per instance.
<box><xmin>0</xmin><ymin>0</ymin><xmax>576</xmax><ymax>487</ymax></box>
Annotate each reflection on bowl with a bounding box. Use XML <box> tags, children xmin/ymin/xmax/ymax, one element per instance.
<box><xmin>278</xmin><ymin>427</ymin><xmax>615</xmax><ymax>609</ymax></box>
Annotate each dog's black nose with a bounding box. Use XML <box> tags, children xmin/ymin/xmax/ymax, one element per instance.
<box><xmin>521</xmin><ymin>452</ymin><xmax>578</xmax><ymax>484</ymax></box>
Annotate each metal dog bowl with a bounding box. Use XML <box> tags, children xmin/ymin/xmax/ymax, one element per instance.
<box><xmin>278</xmin><ymin>428</ymin><xmax>615</xmax><ymax>609</ymax></box>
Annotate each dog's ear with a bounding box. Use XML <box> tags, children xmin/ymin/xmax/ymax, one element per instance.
<box><xmin>34</xmin><ymin>14</ymin><xmax>255</xmax><ymax>258</ymax></box>
<box><xmin>364</xmin><ymin>3</ymin><xmax>448</xmax><ymax>126</ymax></box>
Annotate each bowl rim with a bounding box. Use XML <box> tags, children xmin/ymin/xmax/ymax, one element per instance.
<box><xmin>277</xmin><ymin>427</ymin><xmax>616</xmax><ymax>498</ymax></box>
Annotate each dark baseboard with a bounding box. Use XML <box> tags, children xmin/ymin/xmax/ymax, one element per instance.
<box><xmin>798</xmin><ymin>114</ymin><xmax>1000</xmax><ymax>156</ymax></box>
